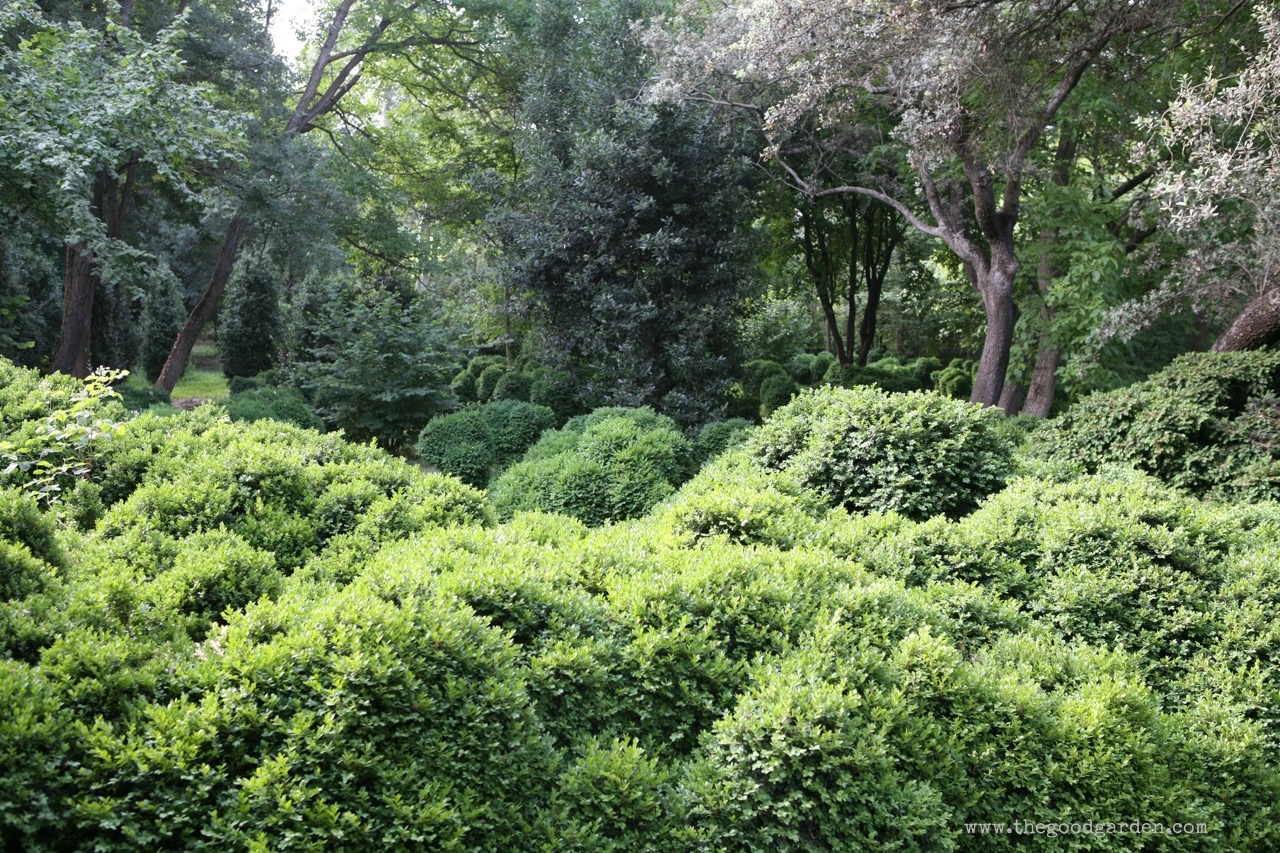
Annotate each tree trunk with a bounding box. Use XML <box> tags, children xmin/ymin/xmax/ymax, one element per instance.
<box><xmin>49</xmin><ymin>243</ymin><xmax>97</xmax><ymax>377</ymax></box>
<box><xmin>1213</xmin><ymin>288</ymin><xmax>1280</xmax><ymax>352</ymax></box>
<box><xmin>1021</xmin><ymin>340</ymin><xmax>1059</xmax><ymax>417</ymax></box>
<box><xmin>998</xmin><ymin>380</ymin><xmax>1024</xmax><ymax>415</ymax></box>
<box><xmin>154</xmin><ymin>215</ymin><xmax>247</xmax><ymax>394</ymax></box>
<box><xmin>967</xmin><ymin>252</ymin><xmax>1018</xmax><ymax>404</ymax></box>
<box><xmin>858</xmin><ymin>271</ymin><xmax>882</xmax><ymax>367</ymax></box>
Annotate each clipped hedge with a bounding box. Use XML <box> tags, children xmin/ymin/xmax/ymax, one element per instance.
<box><xmin>2</xmin><ymin>356</ymin><xmax>1280</xmax><ymax>851</ymax></box>
<box><xmin>1029</xmin><ymin>350</ymin><xmax>1280</xmax><ymax>501</ymax></box>
<box><xmin>749</xmin><ymin>385</ymin><xmax>1014</xmax><ymax>520</ymax></box>
<box><xmin>489</xmin><ymin>409</ymin><xmax>693</xmax><ymax>525</ymax></box>
<box><xmin>416</xmin><ymin>400</ymin><xmax>557</xmax><ymax>488</ymax></box>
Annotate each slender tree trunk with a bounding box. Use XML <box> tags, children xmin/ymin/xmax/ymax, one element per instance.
<box><xmin>801</xmin><ymin>207</ymin><xmax>850</xmax><ymax>364</ymax></box>
<box><xmin>857</xmin><ymin>201</ymin><xmax>897</xmax><ymax>367</ymax></box>
<box><xmin>50</xmin><ymin>244</ymin><xmax>98</xmax><ymax>377</ymax></box>
<box><xmin>858</xmin><ymin>274</ymin><xmax>882</xmax><ymax>367</ymax></box>
<box><xmin>154</xmin><ymin>215</ymin><xmax>247</xmax><ymax>394</ymax></box>
<box><xmin>1022</xmin><ymin>248</ymin><xmax>1061</xmax><ymax>417</ymax></box>
<box><xmin>1213</xmin><ymin>287</ymin><xmax>1280</xmax><ymax>352</ymax></box>
<box><xmin>998</xmin><ymin>380</ymin><xmax>1024</xmax><ymax>415</ymax></box>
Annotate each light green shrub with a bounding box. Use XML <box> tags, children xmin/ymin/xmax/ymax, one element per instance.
<box><xmin>750</xmin><ymin>386</ymin><xmax>1014</xmax><ymax>520</ymax></box>
<box><xmin>489</xmin><ymin>411</ymin><xmax>693</xmax><ymax>525</ymax></box>
<box><xmin>1028</xmin><ymin>350</ymin><xmax>1280</xmax><ymax>501</ymax></box>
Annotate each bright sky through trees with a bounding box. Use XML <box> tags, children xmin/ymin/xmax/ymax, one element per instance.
<box><xmin>268</xmin><ymin>0</ymin><xmax>315</xmax><ymax>62</ymax></box>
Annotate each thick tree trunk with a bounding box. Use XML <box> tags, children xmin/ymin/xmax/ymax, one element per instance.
<box><xmin>154</xmin><ymin>215</ymin><xmax>247</xmax><ymax>394</ymax></box>
<box><xmin>1213</xmin><ymin>288</ymin><xmax>1280</xmax><ymax>352</ymax></box>
<box><xmin>969</xmin><ymin>249</ymin><xmax>1018</xmax><ymax>407</ymax></box>
<box><xmin>971</xmin><ymin>280</ymin><xmax>1016</xmax><ymax>406</ymax></box>
<box><xmin>49</xmin><ymin>244</ymin><xmax>97</xmax><ymax>377</ymax></box>
<box><xmin>1021</xmin><ymin>341</ymin><xmax>1059</xmax><ymax>417</ymax></box>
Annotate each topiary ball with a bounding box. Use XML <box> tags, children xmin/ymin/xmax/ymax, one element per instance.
<box><xmin>748</xmin><ymin>386</ymin><xmax>1014</xmax><ymax>520</ymax></box>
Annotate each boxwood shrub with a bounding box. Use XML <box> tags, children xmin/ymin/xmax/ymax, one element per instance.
<box><xmin>749</xmin><ymin>385</ymin><xmax>1014</xmax><ymax>520</ymax></box>
<box><xmin>1028</xmin><ymin>350</ymin><xmax>1280</xmax><ymax>501</ymax></box>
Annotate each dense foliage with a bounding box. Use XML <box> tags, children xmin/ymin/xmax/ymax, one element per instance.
<box><xmin>416</xmin><ymin>399</ymin><xmax>557</xmax><ymax>488</ymax></box>
<box><xmin>489</xmin><ymin>407</ymin><xmax>693</xmax><ymax>525</ymax></box>
<box><xmin>750</xmin><ymin>386</ymin><xmax>1015</xmax><ymax>520</ymax></box>
<box><xmin>1029</xmin><ymin>350</ymin><xmax>1280</xmax><ymax>501</ymax></box>
<box><xmin>1</xmin><ymin>357</ymin><xmax>1279</xmax><ymax>851</ymax></box>
<box><xmin>3</xmin><ymin>0</ymin><xmax>1280</xmax><ymax>847</ymax></box>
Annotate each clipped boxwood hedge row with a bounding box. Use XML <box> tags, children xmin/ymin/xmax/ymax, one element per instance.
<box><xmin>2</xmin><ymin>356</ymin><xmax>1279</xmax><ymax>851</ymax></box>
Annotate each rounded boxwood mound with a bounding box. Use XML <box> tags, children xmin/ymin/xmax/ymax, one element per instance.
<box><xmin>748</xmin><ymin>386</ymin><xmax>1014</xmax><ymax>520</ymax></box>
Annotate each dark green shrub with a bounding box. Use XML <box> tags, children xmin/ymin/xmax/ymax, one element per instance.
<box><xmin>785</xmin><ymin>353</ymin><xmax>818</xmax><ymax>384</ymax></box>
<box><xmin>492</xmin><ymin>370</ymin><xmax>532</xmax><ymax>402</ymax></box>
<box><xmin>292</xmin><ymin>282</ymin><xmax>456</xmax><ymax>452</ymax></box>
<box><xmin>741</xmin><ymin>359</ymin><xmax>788</xmax><ymax>398</ymax></box>
<box><xmin>467</xmin><ymin>354</ymin><xmax>505</xmax><ymax>379</ymax></box>
<box><xmin>1028</xmin><ymin>350</ymin><xmax>1280</xmax><ymax>501</ymax></box>
<box><xmin>810</xmin><ymin>351</ymin><xmax>837</xmax><ymax>384</ymax></box>
<box><xmin>450</xmin><ymin>368</ymin><xmax>478</xmax><ymax>403</ymax></box>
<box><xmin>483</xmin><ymin>400</ymin><xmax>557</xmax><ymax>467</ymax></box>
<box><xmin>932</xmin><ymin>358</ymin><xmax>975</xmax><ymax>399</ymax></box>
<box><xmin>757</xmin><ymin>373</ymin><xmax>797</xmax><ymax>417</ymax></box>
<box><xmin>135</xmin><ymin>270</ymin><xmax>185</xmax><ymax>384</ymax></box>
<box><xmin>530</xmin><ymin>369</ymin><xmax>582</xmax><ymax>424</ymax></box>
<box><xmin>417</xmin><ymin>408</ymin><xmax>493</xmax><ymax>486</ymax></box>
<box><xmin>416</xmin><ymin>401</ymin><xmax>555</xmax><ymax>487</ymax></box>
<box><xmin>750</xmin><ymin>386</ymin><xmax>1014</xmax><ymax>520</ymax></box>
<box><xmin>692</xmin><ymin>418</ymin><xmax>753</xmax><ymax>465</ymax></box>
<box><xmin>476</xmin><ymin>363</ymin><xmax>506</xmax><ymax>402</ymax></box>
<box><xmin>223</xmin><ymin>386</ymin><xmax>324</xmax><ymax>431</ymax></box>
<box><xmin>218</xmin><ymin>263</ymin><xmax>279</xmax><ymax>379</ymax></box>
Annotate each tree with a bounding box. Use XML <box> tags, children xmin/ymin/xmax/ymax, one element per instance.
<box><xmin>0</xmin><ymin>0</ymin><xmax>241</xmax><ymax>376</ymax></box>
<box><xmin>496</xmin><ymin>0</ymin><xmax>763</xmax><ymax>422</ymax></box>
<box><xmin>650</xmin><ymin>0</ymin><xmax>1185</xmax><ymax>406</ymax></box>
<box><xmin>1133</xmin><ymin>6</ymin><xmax>1280</xmax><ymax>352</ymax></box>
<box><xmin>153</xmin><ymin>0</ymin><xmax>507</xmax><ymax>394</ymax></box>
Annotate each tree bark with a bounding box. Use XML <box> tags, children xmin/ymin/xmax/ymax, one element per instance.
<box><xmin>49</xmin><ymin>244</ymin><xmax>98</xmax><ymax>377</ymax></box>
<box><xmin>969</xmin><ymin>254</ymin><xmax>1019</xmax><ymax>407</ymax></box>
<box><xmin>50</xmin><ymin>161</ymin><xmax>136</xmax><ymax>377</ymax></box>
<box><xmin>1213</xmin><ymin>288</ymin><xmax>1280</xmax><ymax>352</ymax></box>
<box><xmin>1022</xmin><ymin>239</ymin><xmax>1062</xmax><ymax>418</ymax></box>
<box><xmin>153</xmin><ymin>215</ymin><xmax>247</xmax><ymax>394</ymax></box>
<box><xmin>998</xmin><ymin>380</ymin><xmax>1024</xmax><ymax>415</ymax></box>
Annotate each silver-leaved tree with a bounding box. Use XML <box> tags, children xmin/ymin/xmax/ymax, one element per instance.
<box><xmin>648</xmin><ymin>0</ymin><xmax>1184</xmax><ymax>406</ymax></box>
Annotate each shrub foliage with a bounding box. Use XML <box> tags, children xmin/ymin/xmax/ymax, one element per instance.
<box><xmin>1</xmin><ymin>356</ymin><xmax>1278</xmax><ymax>851</ymax></box>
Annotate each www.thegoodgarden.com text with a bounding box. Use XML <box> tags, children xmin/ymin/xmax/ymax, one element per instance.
<box><xmin>964</xmin><ymin>820</ymin><xmax>1210</xmax><ymax>838</ymax></box>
